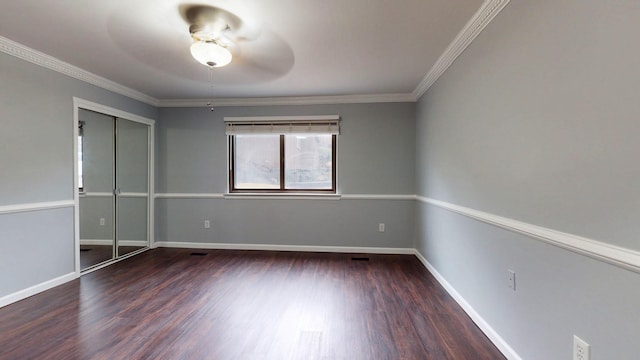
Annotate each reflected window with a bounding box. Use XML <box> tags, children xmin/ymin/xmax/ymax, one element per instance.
<box><xmin>78</xmin><ymin>121</ymin><xmax>85</xmax><ymax>192</ymax></box>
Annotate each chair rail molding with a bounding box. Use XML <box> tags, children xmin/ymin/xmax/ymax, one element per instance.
<box><xmin>417</xmin><ymin>196</ymin><xmax>640</xmax><ymax>273</ymax></box>
<box><xmin>155</xmin><ymin>193</ymin><xmax>415</xmax><ymax>201</ymax></box>
<box><xmin>0</xmin><ymin>200</ymin><xmax>74</xmax><ymax>215</ymax></box>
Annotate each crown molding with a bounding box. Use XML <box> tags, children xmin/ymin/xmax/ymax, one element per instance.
<box><xmin>158</xmin><ymin>93</ymin><xmax>416</xmax><ymax>107</ymax></box>
<box><xmin>0</xmin><ymin>35</ymin><xmax>159</xmax><ymax>107</ymax></box>
<box><xmin>1</xmin><ymin>0</ymin><xmax>509</xmax><ymax>110</ymax></box>
<box><xmin>412</xmin><ymin>0</ymin><xmax>510</xmax><ymax>100</ymax></box>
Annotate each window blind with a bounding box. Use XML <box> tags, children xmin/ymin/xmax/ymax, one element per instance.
<box><xmin>224</xmin><ymin>115</ymin><xmax>340</xmax><ymax>135</ymax></box>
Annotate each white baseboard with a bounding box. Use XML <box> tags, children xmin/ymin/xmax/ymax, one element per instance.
<box><xmin>80</xmin><ymin>247</ymin><xmax>150</xmax><ymax>275</ymax></box>
<box><xmin>155</xmin><ymin>241</ymin><xmax>415</xmax><ymax>255</ymax></box>
<box><xmin>412</xmin><ymin>250</ymin><xmax>521</xmax><ymax>360</ymax></box>
<box><xmin>0</xmin><ymin>272</ymin><xmax>77</xmax><ymax>309</ymax></box>
<box><xmin>80</xmin><ymin>239</ymin><xmax>148</xmax><ymax>247</ymax></box>
<box><xmin>118</xmin><ymin>240</ymin><xmax>148</xmax><ymax>247</ymax></box>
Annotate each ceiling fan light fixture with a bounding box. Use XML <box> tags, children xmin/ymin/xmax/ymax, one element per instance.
<box><xmin>190</xmin><ymin>41</ymin><xmax>232</xmax><ymax>68</ymax></box>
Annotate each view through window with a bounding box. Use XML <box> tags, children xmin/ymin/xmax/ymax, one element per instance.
<box><xmin>230</xmin><ymin>134</ymin><xmax>335</xmax><ymax>192</ymax></box>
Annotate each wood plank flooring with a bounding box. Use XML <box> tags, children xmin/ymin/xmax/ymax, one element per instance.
<box><xmin>0</xmin><ymin>249</ymin><xmax>505</xmax><ymax>360</ymax></box>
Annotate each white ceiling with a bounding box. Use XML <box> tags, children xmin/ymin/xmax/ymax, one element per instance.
<box><xmin>0</xmin><ymin>0</ymin><xmax>485</xmax><ymax>102</ymax></box>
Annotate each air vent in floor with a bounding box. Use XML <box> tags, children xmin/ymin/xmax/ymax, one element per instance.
<box><xmin>351</xmin><ymin>257</ymin><xmax>370</xmax><ymax>261</ymax></box>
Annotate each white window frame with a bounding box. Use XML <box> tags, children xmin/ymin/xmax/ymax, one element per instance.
<box><xmin>225</xmin><ymin>115</ymin><xmax>340</xmax><ymax>194</ymax></box>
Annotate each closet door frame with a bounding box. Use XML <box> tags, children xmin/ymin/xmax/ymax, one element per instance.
<box><xmin>73</xmin><ymin>98</ymin><xmax>155</xmax><ymax>275</ymax></box>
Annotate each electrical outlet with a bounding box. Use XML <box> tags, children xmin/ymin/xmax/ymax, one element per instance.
<box><xmin>573</xmin><ymin>335</ymin><xmax>590</xmax><ymax>360</ymax></box>
<box><xmin>204</xmin><ymin>220</ymin><xmax>210</xmax><ymax>229</ymax></box>
<box><xmin>378</xmin><ymin>223</ymin><xmax>385</xmax><ymax>232</ymax></box>
<box><xmin>508</xmin><ymin>269</ymin><xmax>516</xmax><ymax>291</ymax></box>
<box><xmin>99</xmin><ymin>218</ymin><xmax>105</xmax><ymax>226</ymax></box>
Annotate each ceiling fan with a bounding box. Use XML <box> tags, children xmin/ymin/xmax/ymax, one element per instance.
<box><xmin>160</xmin><ymin>2</ymin><xmax>295</xmax><ymax>96</ymax></box>
<box><xmin>181</xmin><ymin>4</ymin><xmax>256</xmax><ymax>68</ymax></box>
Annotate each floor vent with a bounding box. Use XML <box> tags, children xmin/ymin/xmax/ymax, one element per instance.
<box><xmin>80</xmin><ymin>248</ymin><xmax>91</xmax><ymax>252</ymax></box>
<box><xmin>351</xmin><ymin>257</ymin><xmax>370</xmax><ymax>261</ymax></box>
<box><xmin>190</xmin><ymin>252</ymin><xmax>208</xmax><ymax>256</ymax></box>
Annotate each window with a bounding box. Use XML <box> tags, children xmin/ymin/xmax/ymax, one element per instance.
<box><xmin>226</xmin><ymin>116</ymin><xmax>339</xmax><ymax>193</ymax></box>
<box><xmin>78</xmin><ymin>121</ymin><xmax>85</xmax><ymax>192</ymax></box>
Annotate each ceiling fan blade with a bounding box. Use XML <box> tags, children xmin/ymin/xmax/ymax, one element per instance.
<box><xmin>179</xmin><ymin>4</ymin><xmax>261</xmax><ymax>42</ymax></box>
<box><xmin>224</xmin><ymin>29</ymin><xmax>295</xmax><ymax>81</ymax></box>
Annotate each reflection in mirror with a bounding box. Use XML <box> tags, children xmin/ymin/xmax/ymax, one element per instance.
<box><xmin>77</xmin><ymin>108</ymin><xmax>151</xmax><ymax>272</ymax></box>
<box><xmin>78</xmin><ymin>109</ymin><xmax>115</xmax><ymax>270</ymax></box>
<box><xmin>116</xmin><ymin>118</ymin><xmax>149</xmax><ymax>257</ymax></box>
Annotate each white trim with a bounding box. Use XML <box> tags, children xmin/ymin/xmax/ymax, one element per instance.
<box><xmin>224</xmin><ymin>115</ymin><xmax>340</xmax><ymax>123</ymax></box>
<box><xmin>159</xmin><ymin>93</ymin><xmax>416</xmax><ymax>107</ymax></box>
<box><xmin>0</xmin><ymin>200</ymin><xmax>74</xmax><ymax>215</ymax></box>
<box><xmin>74</xmin><ymin>104</ymin><xmax>81</xmax><ymax>274</ymax></box>
<box><xmin>80</xmin><ymin>239</ymin><xmax>147</xmax><ymax>247</ymax></box>
<box><xmin>80</xmin><ymin>192</ymin><xmax>112</xmax><ymax>198</ymax></box>
<box><xmin>412</xmin><ymin>250</ymin><xmax>522</xmax><ymax>360</ymax></box>
<box><xmin>73</xmin><ymin>98</ymin><xmax>156</xmax><ymax>274</ymax></box>
<box><xmin>417</xmin><ymin>196</ymin><xmax>640</xmax><ymax>273</ymax></box>
<box><xmin>155</xmin><ymin>193</ymin><xmax>225</xmax><ymax>199</ymax></box>
<box><xmin>79</xmin><ymin>192</ymin><xmax>149</xmax><ymax>198</ymax></box>
<box><xmin>341</xmin><ymin>194</ymin><xmax>416</xmax><ymax>201</ymax></box>
<box><xmin>80</xmin><ymin>239</ymin><xmax>112</xmax><ymax>246</ymax></box>
<box><xmin>224</xmin><ymin>115</ymin><xmax>340</xmax><ymax>135</ymax></box>
<box><xmin>2</xmin><ymin>7</ymin><xmax>514</xmax><ymax>109</ymax></box>
<box><xmin>155</xmin><ymin>241</ymin><xmax>414</xmax><ymax>254</ymax></box>
<box><xmin>0</xmin><ymin>36</ymin><xmax>158</xmax><ymax>106</ymax></box>
<box><xmin>119</xmin><ymin>192</ymin><xmax>149</xmax><ymax>198</ymax></box>
<box><xmin>0</xmin><ymin>272</ymin><xmax>77</xmax><ymax>309</ymax></box>
<box><xmin>412</xmin><ymin>0</ymin><xmax>511</xmax><ymax>99</ymax></box>
<box><xmin>1</xmin><ymin>1</ymin><xmax>512</xmax><ymax>110</ymax></box>
<box><xmin>81</xmin><ymin>247</ymin><xmax>150</xmax><ymax>275</ymax></box>
<box><xmin>73</xmin><ymin>98</ymin><xmax>156</xmax><ymax>126</ymax></box>
<box><xmin>154</xmin><ymin>192</ymin><xmax>640</xmax><ymax>272</ymax></box>
<box><xmin>148</xmin><ymin>120</ymin><xmax>156</xmax><ymax>249</ymax></box>
<box><xmin>224</xmin><ymin>193</ymin><xmax>341</xmax><ymax>200</ymax></box>
<box><xmin>154</xmin><ymin>193</ymin><xmax>415</xmax><ymax>201</ymax></box>
<box><xmin>119</xmin><ymin>240</ymin><xmax>148</xmax><ymax>247</ymax></box>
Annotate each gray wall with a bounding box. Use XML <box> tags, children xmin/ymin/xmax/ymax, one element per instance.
<box><xmin>0</xmin><ymin>208</ymin><xmax>74</xmax><ymax>295</ymax></box>
<box><xmin>157</xmin><ymin>103</ymin><xmax>415</xmax><ymax>248</ymax></box>
<box><xmin>415</xmin><ymin>1</ymin><xmax>640</xmax><ymax>359</ymax></box>
<box><xmin>0</xmin><ymin>51</ymin><xmax>157</xmax><ymax>298</ymax></box>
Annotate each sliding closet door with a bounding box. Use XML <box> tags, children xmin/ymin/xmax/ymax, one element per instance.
<box><xmin>115</xmin><ymin>118</ymin><xmax>150</xmax><ymax>257</ymax></box>
<box><xmin>78</xmin><ymin>109</ymin><xmax>115</xmax><ymax>270</ymax></box>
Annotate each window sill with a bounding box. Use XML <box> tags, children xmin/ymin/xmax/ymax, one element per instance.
<box><xmin>224</xmin><ymin>193</ymin><xmax>341</xmax><ymax>200</ymax></box>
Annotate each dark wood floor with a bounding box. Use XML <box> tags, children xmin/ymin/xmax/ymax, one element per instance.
<box><xmin>0</xmin><ymin>249</ymin><xmax>504</xmax><ymax>360</ymax></box>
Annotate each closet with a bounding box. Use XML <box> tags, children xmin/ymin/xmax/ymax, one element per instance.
<box><xmin>77</xmin><ymin>107</ymin><xmax>153</xmax><ymax>271</ymax></box>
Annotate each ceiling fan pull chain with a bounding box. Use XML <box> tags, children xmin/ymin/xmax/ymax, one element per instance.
<box><xmin>207</xmin><ymin>66</ymin><xmax>215</xmax><ymax>111</ymax></box>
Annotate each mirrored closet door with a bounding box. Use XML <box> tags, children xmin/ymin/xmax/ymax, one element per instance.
<box><xmin>78</xmin><ymin>109</ymin><xmax>151</xmax><ymax>271</ymax></box>
<box><xmin>115</xmin><ymin>118</ymin><xmax>149</xmax><ymax>258</ymax></box>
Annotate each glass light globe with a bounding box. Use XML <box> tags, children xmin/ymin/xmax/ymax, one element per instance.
<box><xmin>190</xmin><ymin>41</ymin><xmax>232</xmax><ymax>67</ymax></box>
